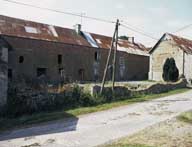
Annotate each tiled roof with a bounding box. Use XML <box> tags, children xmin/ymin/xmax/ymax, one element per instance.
<box><xmin>0</xmin><ymin>15</ymin><xmax>91</xmax><ymax>47</ymax></box>
<box><xmin>0</xmin><ymin>15</ymin><xmax>149</xmax><ymax>56</ymax></box>
<box><xmin>150</xmin><ymin>33</ymin><xmax>192</xmax><ymax>54</ymax></box>
<box><xmin>92</xmin><ymin>33</ymin><xmax>149</xmax><ymax>56</ymax></box>
<box><xmin>167</xmin><ymin>33</ymin><xmax>192</xmax><ymax>54</ymax></box>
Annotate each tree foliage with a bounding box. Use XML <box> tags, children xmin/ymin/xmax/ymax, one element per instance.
<box><xmin>119</xmin><ymin>35</ymin><xmax>128</xmax><ymax>40</ymax></box>
<box><xmin>162</xmin><ymin>58</ymin><xmax>179</xmax><ymax>82</ymax></box>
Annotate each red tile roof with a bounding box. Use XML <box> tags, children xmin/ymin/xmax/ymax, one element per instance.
<box><xmin>0</xmin><ymin>15</ymin><xmax>148</xmax><ymax>55</ymax></box>
<box><xmin>167</xmin><ymin>33</ymin><xmax>192</xmax><ymax>54</ymax></box>
<box><xmin>150</xmin><ymin>33</ymin><xmax>192</xmax><ymax>54</ymax></box>
<box><xmin>0</xmin><ymin>15</ymin><xmax>91</xmax><ymax>47</ymax></box>
<box><xmin>91</xmin><ymin>33</ymin><xmax>149</xmax><ymax>56</ymax></box>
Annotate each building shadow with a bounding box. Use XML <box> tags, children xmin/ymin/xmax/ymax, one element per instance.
<box><xmin>0</xmin><ymin>113</ymin><xmax>79</xmax><ymax>141</ymax></box>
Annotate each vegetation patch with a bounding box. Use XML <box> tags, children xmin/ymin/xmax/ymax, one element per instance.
<box><xmin>102</xmin><ymin>144</ymin><xmax>154</xmax><ymax>147</ymax></box>
<box><xmin>178</xmin><ymin>111</ymin><xmax>192</xmax><ymax>124</ymax></box>
<box><xmin>162</xmin><ymin>58</ymin><xmax>179</xmax><ymax>82</ymax></box>
<box><xmin>102</xmin><ymin>114</ymin><xmax>192</xmax><ymax>147</ymax></box>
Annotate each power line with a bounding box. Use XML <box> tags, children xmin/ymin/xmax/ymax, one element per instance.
<box><xmin>121</xmin><ymin>20</ymin><xmax>148</xmax><ymax>33</ymax></box>
<box><xmin>174</xmin><ymin>24</ymin><xmax>192</xmax><ymax>33</ymax></box>
<box><xmin>121</xmin><ymin>21</ymin><xmax>157</xmax><ymax>40</ymax></box>
<box><xmin>1</xmin><ymin>0</ymin><xmax>158</xmax><ymax>40</ymax></box>
<box><xmin>2</xmin><ymin>0</ymin><xmax>115</xmax><ymax>24</ymax></box>
<box><xmin>120</xmin><ymin>23</ymin><xmax>158</xmax><ymax>40</ymax></box>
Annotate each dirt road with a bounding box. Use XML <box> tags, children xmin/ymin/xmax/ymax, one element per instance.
<box><xmin>1</xmin><ymin>90</ymin><xmax>192</xmax><ymax>147</ymax></box>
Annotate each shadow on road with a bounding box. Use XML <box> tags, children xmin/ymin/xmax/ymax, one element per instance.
<box><xmin>0</xmin><ymin>113</ymin><xmax>79</xmax><ymax>141</ymax></box>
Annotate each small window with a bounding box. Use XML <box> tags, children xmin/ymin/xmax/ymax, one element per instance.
<box><xmin>8</xmin><ymin>69</ymin><xmax>12</xmax><ymax>79</ymax></box>
<box><xmin>58</xmin><ymin>54</ymin><xmax>62</xmax><ymax>64</ymax></box>
<box><xmin>37</xmin><ymin>68</ymin><xmax>47</xmax><ymax>77</ymax></box>
<box><xmin>19</xmin><ymin>56</ymin><xmax>24</xmax><ymax>63</ymax></box>
<box><xmin>94</xmin><ymin>52</ymin><xmax>99</xmax><ymax>61</ymax></box>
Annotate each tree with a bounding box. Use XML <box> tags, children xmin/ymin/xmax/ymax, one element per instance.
<box><xmin>162</xmin><ymin>58</ymin><xmax>179</xmax><ymax>82</ymax></box>
<box><xmin>119</xmin><ymin>35</ymin><xmax>128</xmax><ymax>40</ymax></box>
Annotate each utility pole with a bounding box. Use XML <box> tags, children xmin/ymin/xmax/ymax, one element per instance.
<box><xmin>112</xmin><ymin>19</ymin><xmax>119</xmax><ymax>91</ymax></box>
<box><xmin>100</xmin><ymin>19</ymin><xmax>119</xmax><ymax>94</ymax></box>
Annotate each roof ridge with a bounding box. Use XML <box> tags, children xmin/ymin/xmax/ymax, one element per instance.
<box><xmin>0</xmin><ymin>14</ymin><xmax>148</xmax><ymax>54</ymax></box>
<box><xmin>0</xmin><ymin>14</ymin><xmax>115</xmax><ymax>40</ymax></box>
<box><xmin>0</xmin><ymin>14</ymin><xmax>73</xmax><ymax>31</ymax></box>
<box><xmin>166</xmin><ymin>32</ymin><xmax>192</xmax><ymax>43</ymax></box>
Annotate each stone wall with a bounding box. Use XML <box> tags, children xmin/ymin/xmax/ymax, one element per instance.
<box><xmin>149</xmin><ymin>40</ymin><xmax>184</xmax><ymax>81</ymax></box>
<box><xmin>5</xmin><ymin>36</ymin><xmax>149</xmax><ymax>84</ymax></box>
<box><xmin>131</xmin><ymin>79</ymin><xmax>187</xmax><ymax>95</ymax></box>
<box><xmin>0</xmin><ymin>46</ymin><xmax>8</xmax><ymax>106</ymax></box>
<box><xmin>91</xmin><ymin>79</ymin><xmax>187</xmax><ymax>97</ymax></box>
<box><xmin>184</xmin><ymin>53</ymin><xmax>192</xmax><ymax>84</ymax></box>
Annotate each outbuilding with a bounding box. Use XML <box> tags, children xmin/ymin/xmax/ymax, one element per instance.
<box><xmin>149</xmin><ymin>33</ymin><xmax>192</xmax><ymax>84</ymax></box>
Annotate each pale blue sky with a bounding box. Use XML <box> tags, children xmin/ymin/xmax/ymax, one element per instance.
<box><xmin>0</xmin><ymin>0</ymin><xmax>191</xmax><ymax>47</ymax></box>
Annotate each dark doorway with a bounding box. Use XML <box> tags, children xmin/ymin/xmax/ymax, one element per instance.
<box><xmin>58</xmin><ymin>54</ymin><xmax>62</xmax><ymax>64</ymax></box>
<box><xmin>109</xmin><ymin>65</ymin><xmax>113</xmax><ymax>80</ymax></box>
<box><xmin>37</xmin><ymin>68</ymin><xmax>47</xmax><ymax>77</ymax></box>
<box><xmin>19</xmin><ymin>56</ymin><xmax>24</xmax><ymax>63</ymax></box>
<box><xmin>8</xmin><ymin>68</ymin><xmax>12</xmax><ymax>79</ymax></box>
<box><xmin>78</xmin><ymin>68</ymin><xmax>85</xmax><ymax>81</ymax></box>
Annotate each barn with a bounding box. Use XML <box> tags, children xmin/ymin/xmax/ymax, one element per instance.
<box><xmin>149</xmin><ymin>33</ymin><xmax>192</xmax><ymax>84</ymax></box>
<box><xmin>0</xmin><ymin>15</ymin><xmax>149</xmax><ymax>85</ymax></box>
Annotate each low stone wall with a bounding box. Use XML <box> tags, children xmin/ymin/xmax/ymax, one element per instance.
<box><xmin>0</xmin><ymin>47</ymin><xmax>8</xmax><ymax>107</ymax></box>
<box><xmin>131</xmin><ymin>79</ymin><xmax>187</xmax><ymax>96</ymax></box>
<box><xmin>91</xmin><ymin>79</ymin><xmax>187</xmax><ymax>97</ymax></box>
<box><xmin>6</xmin><ymin>84</ymin><xmax>82</xmax><ymax>117</ymax></box>
<box><xmin>4</xmin><ymin>79</ymin><xmax>187</xmax><ymax>117</ymax></box>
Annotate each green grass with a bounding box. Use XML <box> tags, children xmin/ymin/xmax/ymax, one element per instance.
<box><xmin>178</xmin><ymin>111</ymin><xmax>192</xmax><ymax>124</ymax></box>
<box><xmin>0</xmin><ymin>88</ymin><xmax>190</xmax><ymax>132</ymax></box>
<box><xmin>102</xmin><ymin>144</ymin><xmax>154</xmax><ymax>147</ymax></box>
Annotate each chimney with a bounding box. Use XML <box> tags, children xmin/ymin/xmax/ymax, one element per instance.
<box><xmin>75</xmin><ymin>24</ymin><xmax>81</xmax><ymax>35</ymax></box>
<box><xmin>128</xmin><ymin>37</ymin><xmax>135</xmax><ymax>44</ymax></box>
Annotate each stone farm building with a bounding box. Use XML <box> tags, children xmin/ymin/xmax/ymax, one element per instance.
<box><xmin>149</xmin><ymin>33</ymin><xmax>192</xmax><ymax>84</ymax></box>
<box><xmin>0</xmin><ymin>15</ymin><xmax>149</xmax><ymax>86</ymax></box>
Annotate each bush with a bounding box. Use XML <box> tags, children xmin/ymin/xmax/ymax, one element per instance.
<box><xmin>2</xmin><ymin>85</ymin><xmax>97</xmax><ymax>118</ymax></box>
<box><xmin>163</xmin><ymin>58</ymin><xmax>179</xmax><ymax>82</ymax></box>
<box><xmin>2</xmin><ymin>84</ymin><xmax>134</xmax><ymax>118</ymax></box>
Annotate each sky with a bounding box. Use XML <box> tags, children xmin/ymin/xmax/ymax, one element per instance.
<box><xmin>0</xmin><ymin>0</ymin><xmax>192</xmax><ymax>47</ymax></box>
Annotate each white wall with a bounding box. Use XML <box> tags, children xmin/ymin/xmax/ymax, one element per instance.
<box><xmin>149</xmin><ymin>40</ymin><xmax>184</xmax><ymax>81</ymax></box>
<box><xmin>184</xmin><ymin>53</ymin><xmax>192</xmax><ymax>84</ymax></box>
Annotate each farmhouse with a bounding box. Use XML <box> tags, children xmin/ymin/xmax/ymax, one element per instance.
<box><xmin>0</xmin><ymin>15</ymin><xmax>149</xmax><ymax>85</ymax></box>
<box><xmin>149</xmin><ymin>33</ymin><xmax>192</xmax><ymax>83</ymax></box>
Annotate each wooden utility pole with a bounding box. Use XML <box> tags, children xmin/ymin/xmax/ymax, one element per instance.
<box><xmin>112</xmin><ymin>19</ymin><xmax>119</xmax><ymax>91</ymax></box>
<box><xmin>100</xmin><ymin>19</ymin><xmax>119</xmax><ymax>94</ymax></box>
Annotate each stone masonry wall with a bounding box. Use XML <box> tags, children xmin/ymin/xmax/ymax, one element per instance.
<box><xmin>6</xmin><ymin>36</ymin><xmax>149</xmax><ymax>84</ymax></box>
<box><xmin>149</xmin><ymin>40</ymin><xmax>184</xmax><ymax>81</ymax></box>
<box><xmin>0</xmin><ymin>46</ymin><xmax>8</xmax><ymax>106</ymax></box>
<box><xmin>91</xmin><ymin>79</ymin><xmax>187</xmax><ymax>97</ymax></box>
<box><xmin>184</xmin><ymin>53</ymin><xmax>192</xmax><ymax>84</ymax></box>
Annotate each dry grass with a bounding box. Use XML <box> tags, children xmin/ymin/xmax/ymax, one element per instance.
<box><xmin>102</xmin><ymin>114</ymin><xmax>192</xmax><ymax>147</ymax></box>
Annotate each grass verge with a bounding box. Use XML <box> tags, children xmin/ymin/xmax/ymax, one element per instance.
<box><xmin>0</xmin><ymin>88</ymin><xmax>190</xmax><ymax>132</ymax></box>
<box><xmin>178</xmin><ymin>110</ymin><xmax>192</xmax><ymax>124</ymax></box>
<box><xmin>101</xmin><ymin>144</ymin><xmax>154</xmax><ymax>147</ymax></box>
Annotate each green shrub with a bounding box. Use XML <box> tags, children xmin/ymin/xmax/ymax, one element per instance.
<box><xmin>79</xmin><ymin>92</ymin><xmax>96</xmax><ymax>106</ymax></box>
<box><xmin>2</xmin><ymin>85</ymin><xmax>137</xmax><ymax>118</ymax></box>
<box><xmin>163</xmin><ymin>58</ymin><xmax>179</xmax><ymax>82</ymax></box>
